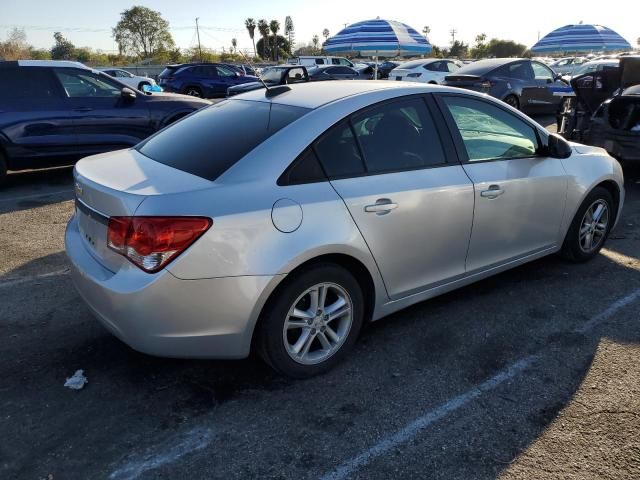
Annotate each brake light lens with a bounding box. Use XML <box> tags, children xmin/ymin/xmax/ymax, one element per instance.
<box><xmin>107</xmin><ymin>216</ymin><xmax>212</xmax><ymax>273</ymax></box>
<box><xmin>407</xmin><ymin>73</ymin><xmax>422</xmax><ymax>78</ymax></box>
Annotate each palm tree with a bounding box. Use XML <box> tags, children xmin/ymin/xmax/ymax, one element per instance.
<box><xmin>257</xmin><ymin>19</ymin><xmax>270</xmax><ymax>59</ymax></box>
<box><xmin>231</xmin><ymin>38</ymin><xmax>237</xmax><ymax>54</ymax></box>
<box><xmin>422</xmin><ymin>26</ymin><xmax>431</xmax><ymax>39</ymax></box>
<box><xmin>312</xmin><ymin>35</ymin><xmax>320</xmax><ymax>54</ymax></box>
<box><xmin>269</xmin><ymin>20</ymin><xmax>280</xmax><ymax>61</ymax></box>
<box><xmin>285</xmin><ymin>16</ymin><xmax>294</xmax><ymax>50</ymax></box>
<box><xmin>245</xmin><ymin>18</ymin><xmax>257</xmax><ymax>58</ymax></box>
<box><xmin>322</xmin><ymin>28</ymin><xmax>330</xmax><ymax>42</ymax></box>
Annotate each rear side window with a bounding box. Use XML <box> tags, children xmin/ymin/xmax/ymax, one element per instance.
<box><xmin>314</xmin><ymin>122</ymin><xmax>365</xmax><ymax>178</ymax></box>
<box><xmin>0</xmin><ymin>67</ymin><xmax>60</xmax><ymax>100</ymax></box>
<box><xmin>278</xmin><ymin>149</ymin><xmax>326</xmax><ymax>186</ymax></box>
<box><xmin>350</xmin><ymin>98</ymin><xmax>446</xmax><ymax>173</ymax></box>
<box><xmin>138</xmin><ymin>100</ymin><xmax>309</xmax><ymax>181</ymax></box>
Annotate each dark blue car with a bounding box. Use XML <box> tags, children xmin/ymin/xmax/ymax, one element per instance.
<box><xmin>158</xmin><ymin>63</ymin><xmax>259</xmax><ymax>98</ymax></box>
<box><xmin>0</xmin><ymin>61</ymin><xmax>211</xmax><ymax>184</ymax></box>
<box><xmin>443</xmin><ymin>58</ymin><xmax>573</xmax><ymax>113</ymax></box>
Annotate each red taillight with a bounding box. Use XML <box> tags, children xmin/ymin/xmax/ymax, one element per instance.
<box><xmin>107</xmin><ymin>216</ymin><xmax>212</xmax><ymax>273</ymax></box>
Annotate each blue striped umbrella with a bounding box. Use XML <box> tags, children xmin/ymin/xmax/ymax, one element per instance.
<box><xmin>323</xmin><ymin>19</ymin><xmax>432</xmax><ymax>57</ymax></box>
<box><xmin>531</xmin><ymin>24</ymin><xmax>632</xmax><ymax>53</ymax></box>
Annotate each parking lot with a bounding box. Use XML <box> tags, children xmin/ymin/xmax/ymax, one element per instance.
<box><xmin>1</xmin><ymin>116</ymin><xmax>639</xmax><ymax>480</ymax></box>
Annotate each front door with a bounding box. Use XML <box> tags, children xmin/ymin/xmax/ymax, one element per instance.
<box><xmin>313</xmin><ymin>96</ymin><xmax>474</xmax><ymax>298</ymax></box>
<box><xmin>437</xmin><ymin>94</ymin><xmax>568</xmax><ymax>272</ymax></box>
<box><xmin>53</xmin><ymin>68</ymin><xmax>153</xmax><ymax>156</ymax></box>
<box><xmin>0</xmin><ymin>66</ymin><xmax>77</xmax><ymax>167</ymax></box>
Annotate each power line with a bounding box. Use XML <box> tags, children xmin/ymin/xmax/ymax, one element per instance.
<box><xmin>0</xmin><ymin>24</ymin><xmax>242</xmax><ymax>33</ymax></box>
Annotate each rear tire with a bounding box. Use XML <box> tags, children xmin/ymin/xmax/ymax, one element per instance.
<box><xmin>503</xmin><ymin>95</ymin><xmax>520</xmax><ymax>110</ymax></box>
<box><xmin>257</xmin><ymin>264</ymin><xmax>364</xmax><ymax>378</ymax></box>
<box><xmin>561</xmin><ymin>186</ymin><xmax>614</xmax><ymax>262</ymax></box>
<box><xmin>183</xmin><ymin>86</ymin><xmax>203</xmax><ymax>98</ymax></box>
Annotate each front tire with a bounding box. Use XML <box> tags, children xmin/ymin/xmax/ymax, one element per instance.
<box><xmin>257</xmin><ymin>264</ymin><xmax>364</xmax><ymax>378</ymax></box>
<box><xmin>561</xmin><ymin>186</ymin><xmax>614</xmax><ymax>262</ymax></box>
<box><xmin>503</xmin><ymin>94</ymin><xmax>520</xmax><ymax>110</ymax></box>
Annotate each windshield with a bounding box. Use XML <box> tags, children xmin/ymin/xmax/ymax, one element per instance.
<box><xmin>261</xmin><ymin>69</ymin><xmax>283</xmax><ymax>84</ymax></box>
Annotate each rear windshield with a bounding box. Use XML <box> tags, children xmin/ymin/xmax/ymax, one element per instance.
<box><xmin>159</xmin><ymin>67</ymin><xmax>180</xmax><ymax>77</ymax></box>
<box><xmin>138</xmin><ymin>100</ymin><xmax>309</xmax><ymax>180</ymax></box>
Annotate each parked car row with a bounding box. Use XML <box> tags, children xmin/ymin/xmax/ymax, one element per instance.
<box><xmin>0</xmin><ymin>60</ymin><xmax>210</xmax><ymax>184</ymax></box>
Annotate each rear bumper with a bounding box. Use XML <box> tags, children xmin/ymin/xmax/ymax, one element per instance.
<box><xmin>65</xmin><ymin>214</ymin><xmax>279</xmax><ymax>359</ymax></box>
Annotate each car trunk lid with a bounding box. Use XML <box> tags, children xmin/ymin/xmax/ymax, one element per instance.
<box><xmin>73</xmin><ymin>148</ymin><xmax>213</xmax><ymax>272</ymax></box>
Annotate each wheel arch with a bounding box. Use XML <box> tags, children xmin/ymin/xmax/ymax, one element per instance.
<box><xmin>249</xmin><ymin>252</ymin><xmax>378</xmax><ymax>354</ymax></box>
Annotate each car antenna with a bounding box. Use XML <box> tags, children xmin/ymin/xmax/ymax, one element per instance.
<box><xmin>237</xmin><ymin>50</ymin><xmax>290</xmax><ymax>97</ymax></box>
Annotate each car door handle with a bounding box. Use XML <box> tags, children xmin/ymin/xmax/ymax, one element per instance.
<box><xmin>480</xmin><ymin>185</ymin><xmax>505</xmax><ymax>199</ymax></box>
<box><xmin>364</xmin><ymin>199</ymin><xmax>398</xmax><ymax>215</ymax></box>
<box><xmin>74</xmin><ymin>107</ymin><xmax>94</xmax><ymax>112</ymax></box>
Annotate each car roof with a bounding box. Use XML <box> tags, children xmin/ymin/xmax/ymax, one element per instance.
<box><xmin>233</xmin><ymin>80</ymin><xmax>464</xmax><ymax>109</ymax></box>
<box><xmin>0</xmin><ymin>60</ymin><xmax>90</xmax><ymax>69</ymax></box>
<box><xmin>454</xmin><ymin>58</ymin><xmax>526</xmax><ymax>75</ymax></box>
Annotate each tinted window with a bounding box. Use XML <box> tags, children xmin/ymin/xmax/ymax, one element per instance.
<box><xmin>286</xmin><ymin>68</ymin><xmax>306</xmax><ymax>82</ymax></box>
<box><xmin>424</xmin><ymin>62</ymin><xmax>440</xmax><ymax>71</ymax></box>
<box><xmin>278</xmin><ymin>148</ymin><xmax>326</xmax><ymax>185</ymax></box>
<box><xmin>139</xmin><ymin>100</ymin><xmax>309</xmax><ymax>181</ymax></box>
<box><xmin>0</xmin><ymin>67</ymin><xmax>60</xmax><ymax>100</ymax></box>
<box><xmin>216</xmin><ymin>65</ymin><xmax>236</xmax><ymax>77</ymax></box>
<box><xmin>442</xmin><ymin>96</ymin><xmax>539</xmax><ymax>161</ymax></box>
<box><xmin>314</xmin><ymin>122</ymin><xmax>365</xmax><ymax>178</ymax></box>
<box><xmin>55</xmin><ymin>69</ymin><xmax>121</xmax><ymax>98</ymax></box>
<box><xmin>351</xmin><ymin>98</ymin><xmax>446</xmax><ymax>173</ymax></box>
<box><xmin>496</xmin><ymin>62</ymin><xmax>534</xmax><ymax>80</ymax></box>
<box><xmin>315</xmin><ymin>59</ymin><xmax>324</xmax><ymax>65</ymax></box>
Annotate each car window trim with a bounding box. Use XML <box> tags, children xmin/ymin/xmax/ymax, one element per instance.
<box><xmin>432</xmin><ymin>92</ymin><xmax>546</xmax><ymax>164</ymax></box>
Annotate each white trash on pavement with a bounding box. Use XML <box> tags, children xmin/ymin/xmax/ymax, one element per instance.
<box><xmin>64</xmin><ymin>369</ymin><xmax>88</xmax><ymax>390</ymax></box>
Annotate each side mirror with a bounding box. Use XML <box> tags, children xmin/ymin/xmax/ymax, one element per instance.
<box><xmin>121</xmin><ymin>87</ymin><xmax>136</xmax><ymax>101</ymax></box>
<box><xmin>545</xmin><ymin>133</ymin><xmax>572</xmax><ymax>159</ymax></box>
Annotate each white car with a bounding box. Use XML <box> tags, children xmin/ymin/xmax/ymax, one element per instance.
<box><xmin>388</xmin><ymin>59</ymin><xmax>462</xmax><ymax>84</ymax></box>
<box><xmin>97</xmin><ymin>68</ymin><xmax>157</xmax><ymax>91</ymax></box>
<box><xmin>548</xmin><ymin>57</ymin><xmax>589</xmax><ymax>76</ymax></box>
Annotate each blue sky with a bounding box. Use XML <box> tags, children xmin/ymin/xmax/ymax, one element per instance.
<box><xmin>0</xmin><ymin>0</ymin><xmax>637</xmax><ymax>53</ymax></box>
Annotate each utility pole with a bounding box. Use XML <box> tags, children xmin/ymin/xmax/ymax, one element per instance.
<box><xmin>195</xmin><ymin>17</ymin><xmax>203</xmax><ymax>62</ymax></box>
<box><xmin>450</xmin><ymin>29</ymin><xmax>457</xmax><ymax>44</ymax></box>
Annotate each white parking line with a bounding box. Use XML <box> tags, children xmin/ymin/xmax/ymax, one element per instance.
<box><xmin>0</xmin><ymin>268</ymin><xmax>70</xmax><ymax>289</ymax></box>
<box><xmin>109</xmin><ymin>426</ymin><xmax>213</xmax><ymax>480</ymax></box>
<box><xmin>319</xmin><ymin>287</ymin><xmax>640</xmax><ymax>480</ymax></box>
<box><xmin>319</xmin><ymin>355</ymin><xmax>538</xmax><ymax>480</ymax></box>
<box><xmin>0</xmin><ymin>189</ymin><xmax>74</xmax><ymax>203</ymax></box>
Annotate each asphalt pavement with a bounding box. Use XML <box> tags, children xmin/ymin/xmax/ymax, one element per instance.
<box><xmin>1</xmin><ymin>117</ymin><xmax>639</xmax><ymax>480</ymax></box>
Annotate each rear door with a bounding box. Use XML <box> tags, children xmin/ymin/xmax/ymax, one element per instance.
<box><xmin>531</xmin><ymin>61</ymin><xmax>564</xmax><ymax>109</ymax></box>
<box><xmin>436</xmin><ymin>93</ymin><xmax>568</xmax><ymax>272</ymax></box>
<box><xmin>53</xmin><ymin>68</ymin><xmax>153</xmax><ymax>156</ymax></box>
<box><xmin>314</xmin><ymin>96</ymin><xmax>474</xmax><ymax>299</ymax></box>
<box><xmin>0</xmin><ymin>66</ymin><xmax>77</xmax><ymax>167</ymax></box>
<box><xmin>500</xmin><ymin>61</ymin><xmax>538</xmax><ymax>108</ymax></box>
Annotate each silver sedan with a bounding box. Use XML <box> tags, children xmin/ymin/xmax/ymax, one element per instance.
<box><xmin>65</xmin><ymin>81</ymin><xmax>625</xmax><ymax>377</ymax></box>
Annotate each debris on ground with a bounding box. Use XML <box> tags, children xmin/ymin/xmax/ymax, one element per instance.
<box><xmin>64</xmin><ymin>370</ymin><xmax>88</xmax><ymax>390</ymax></box>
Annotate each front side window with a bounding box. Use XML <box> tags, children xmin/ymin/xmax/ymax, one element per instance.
<box><xmin>532</xmin><ymin>62</ymin><xmax>554</xmax><ymax>81</ymax></box>
<box><xmin>350</xmin><ymin>98</ymin><xmax>446</xmax><ymax>173</ymax></box>
<box><xmin>442</xmin><ymin>96</ymin><xmax>539</xmax><ymax>162</ymax></box>
<box><xmin>55</xmin><ymin>69</ymin><xmax>121</xmax><ymax>98</ymax></box>
<box><xmin>216</xmin><ymin>66</ymin><xmax>236</xmax><ymax>77</ymax></box>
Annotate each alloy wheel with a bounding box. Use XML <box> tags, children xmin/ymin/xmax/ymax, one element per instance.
<box><xmin>282</xmin><ymin>282</ymin><xmax>353</xmax><ymax>365</ymax></box>
<box><xmin>579</xmin><ymin>199</ymin><xmax>609</xmax><ymax>253</ymax></box>
<box><xmin>185</xmin><ymin>88</ymin><xmax>202</xmax><ymax>97</ymax></box>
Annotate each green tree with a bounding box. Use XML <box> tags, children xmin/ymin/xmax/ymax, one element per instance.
<box><xmin>471</xmin><ymin>33</ymin><xmax>487</xmax><ymax>58</ymax></box>
<box><xmin>485</xmin><ymin>38</ymin><xmax>527</xmax><ymax>57</ymax></box>
<box><xmin>112</xmin><ymin>6</ymin><xmax>174</xmax><ymax>59</ymax></box>
<box><xmin>449</xmin><ymin>40</ymin><xmax>468</xmax><ymax>58</ymax></box>
<box><xmin>256</xmin><ymin>35</ymin><xmax>290</xmax><ymax>60</ymax></box>
<box><xmin>28</xmin><ymin>47</ymin><xmax>51</xmax><ymax>60</ymax></box>
<box><xmin>231</xmin><ymin>38</ymin><xmax>237</xmax><ymax>53</ymax></box>
<box><xmin>284</xmin><ymin>16</ymin><xmax>295</xmax><ymax>51</ymax></box>
<box><xmin>269</xmin><ymin>20</ymin><xmax>280</xmax><ymax>61</ymax></box>
<box><xmin>51</xmin><ymin>32</ymin><xmax>75</xmax><ymax>60</ymax></box>
<box><xmin>245</xmin><ymin>18</ymin><xmax>257</xmax><ymax>58</ymax></box>
<box><xmin>312</xmin><ymin>34</ymin><xmax>320</xmax><ymax>54</ymax></box>
<box><xmin>257</xmin><ymin>19</ymin><xmax>270</xmax><ymax>60</ymax></box>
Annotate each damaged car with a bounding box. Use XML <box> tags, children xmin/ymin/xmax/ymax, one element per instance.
<box><xmin>560</xmin><ymin>56</ymin><xmax>640</xmax><ymax>162</ymax></box>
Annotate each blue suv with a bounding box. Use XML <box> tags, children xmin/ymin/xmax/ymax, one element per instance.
<box><xmin>158</xmin><ymin>63</ymin><xmax>259</xmax><ymax>98</ymax></box>
<box><xmin>0</xmin><ymin>60</ymin><xmax>210</xmax><ymax>184</ymax></box>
